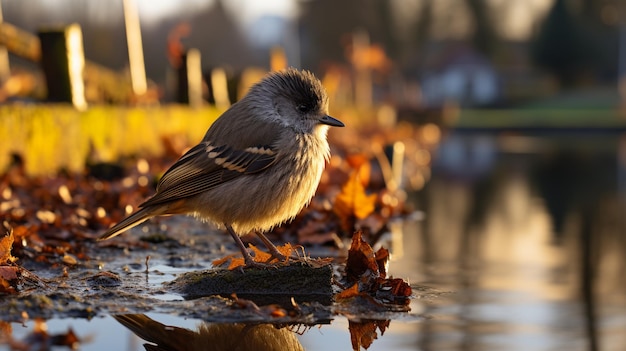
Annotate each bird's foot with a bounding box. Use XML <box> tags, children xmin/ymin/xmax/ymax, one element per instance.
<box><xmin>263</xmin><ymin>246</ymin><xmax>288</xmax><ymax>264</ymax></box>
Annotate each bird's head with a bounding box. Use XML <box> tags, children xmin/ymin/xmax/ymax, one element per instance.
<box><xmin>248</xmin><ymin>68</ymin><xmax>344</xmax><ymax>133</ymax></box>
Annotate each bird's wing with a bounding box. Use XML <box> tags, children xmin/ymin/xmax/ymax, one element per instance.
<box><xmin>139</xmin><ymin>141</ymin><xmax>277</xmax><ymax>208</ymax></box>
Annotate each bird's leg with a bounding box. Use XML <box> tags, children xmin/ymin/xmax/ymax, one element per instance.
<box><xmin>255</xmin><ymin>232</ymin><xmax>287</xmax><ymax>262</ymax></box>
<box><xmin>225</xmin><ymin>224</ymin><xmax>257</xmax><ymax>267</ymax></box>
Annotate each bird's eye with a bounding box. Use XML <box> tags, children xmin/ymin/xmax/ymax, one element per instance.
<box><xmin>297</xmin><ymin>104</ymin><xmax>311</xmax><ymax>113</ymax></box>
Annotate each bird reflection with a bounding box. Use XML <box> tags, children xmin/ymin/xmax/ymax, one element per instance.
<box><xmin>113</xmin><ymin>314</ymin><xmax>305</xmax><ymax>351</ymax></box>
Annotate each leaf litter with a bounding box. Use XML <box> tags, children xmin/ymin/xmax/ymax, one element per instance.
<box><xmin>0</xmin><ymin>122</ymin><xmax>438</xmax><ymax>350</ymax></box>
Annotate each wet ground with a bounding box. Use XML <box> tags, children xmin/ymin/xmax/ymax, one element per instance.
<box><xmin>3</xmin><ymin>131</ymin><xmax>626</xmax><ymax>350</ymax></box>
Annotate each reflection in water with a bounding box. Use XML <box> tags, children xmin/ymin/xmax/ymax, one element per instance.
<box><xmin>393</xmin><ymin>133</ymin><xmax>626</xmax><ymax>351</ymax></box>
<box><xmin>113</xmin><ymin>314</ymin><xmax>401</xmax><ymax>351</ymax></box>
<box><xmin>113</xmin><ymin>314</ymin><xmax>305</xmax><ymax>351</ymax></box>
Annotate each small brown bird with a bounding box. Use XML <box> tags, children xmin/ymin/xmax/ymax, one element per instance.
<box><xmin>99</xmin><ymin>69</ymin><xmax>344</xmax><ymax>267</ymax></box>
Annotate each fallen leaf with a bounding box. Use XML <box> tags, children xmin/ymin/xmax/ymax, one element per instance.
<box><xmin>0</xmin><ymin>276</ymin><xmax>16</xmax><ymax>294</ymax></box>
<box><xmin>62</xmin><ymin>253</ymin><xmax>78</xmax><ymax>265</ymax></box>
<box><xmin>269</xmin><ymin>308</ymin><xmax>287</xmax><ymax>318</ymax></box>
<box><xmin>343</xmin><ymin>231</ymin><xmax>412</xmax><ymax>307</ymax></box>
<box><xmin>345</xmin><ymin>153</ymin><xmax>369</xmax><ymax>170</ymax></box>
<box><xmin>385</xmin><ymin>278</ymin><xmax>412</xmax><ymax>298</ymax></box>
<box><xmin>212</xmin><ymin>243</ymin><xmax>297</xmax><ymax>270</ymax></box>
<box><xmin>306</xmin><ymin>257</ymin><xmax>333</xmax><ymax>269</ymax></box>
<box><xmin>335</xmin><ymin>283</ymin><xmax>359</xmax><ymax>300</ymax></box>
<box><xmin>375</xmin><ymin>248</ymin><xmax>389</xmax><ymax>279</ymax></box>
<box><xmin>0</xmin><ymin>266</ymin><xmax>18</xmax><ymax>280</ymax></box>
<box><xmin>273</xmin><ymin>242</ymin><xmax>296</xmax><ymax>260</ymax></box>
<box><xmin>334</xmin><ymin>165</ymin><xmax>377</xmax><ymax>232</ymax></box>
<box><xmin>345</xmin><ymin>231</ymin><xmax>379</xmax><ymax>282</ymax></box>
<box><xmin>0</xmin><ymin>223</ymin><xmax>16</xmax><ymax>265</ymax></box>
<box><xmin>211</xmin><ymin>254</ymin><xmax>236</xmax><ymax>268</ymax></box>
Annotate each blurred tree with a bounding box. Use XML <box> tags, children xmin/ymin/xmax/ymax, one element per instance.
<box><xmin>413</xmin><ymin>0</ymin><xmax>433</xmax><ymax>50</ymax></box>
<box><xmin>531</xmin><ymin>0</ymin><xmax>618</xmax><ymax>88</ymax></box>
<box><xmin>464</xmin><ymin>0</ymin><xmax>498</xmax><ymax>57</ymax></box>
<box><xmin>375</xmin><ymin>0</ymin><xmax>398</xmax><ymax>62</ymax></box>
<box><xmin>140</xmin><ymin>0</ymin><xmax>255</xmax><ymax>96</ymax></box>
<box><xmin>299</xmin><ymin>0</ymin><xmax>399</xmax><ymax>71</ymax></box>
<box><xmin>3</xmin><ymin>0</ymin><xmax>255</xmax><ymax>91</ymax></box>
<box><xmin>531</xmin><ymin>0</ymin><xmax>590</xmax><ymax>88</ymax></box>
<box><xmin>577</xmin><ymin>0</ymin><xmax>619</xmax><ymax>81</ymax></box>
<box><xmin>182</xmin><ymin>0</ymin><xmax>254</xmax><ymax>69</ymax></box>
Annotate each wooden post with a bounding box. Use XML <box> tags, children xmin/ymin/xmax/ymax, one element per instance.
<box><xmin>0</xmin><ymin>3</ymin><xmax>10</xmax><ymax>83</ymax></box>
<box><xmin>176</xmin><ymin>49</ymin><xmax>203</xmax><ymax>107</ymax></box>
<box><xmin>38</xmin><ymin>24</ymin><xmax>87</xmax><ymax>110</ymax></box>
<box><xmin>123</xmin><ymin>0</ymin><xmax>147</xmax><ymax>96</ymax></box>
<box><xmin>210</xmin><ymin>67</ymin><xmax>231</xmax><ymax>110</ymax></box>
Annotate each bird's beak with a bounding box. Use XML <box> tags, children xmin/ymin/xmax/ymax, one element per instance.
<box><xmin>319</xmin><ymin>115</ymin><xmax>345</xmax><ymax>127</ymax></box>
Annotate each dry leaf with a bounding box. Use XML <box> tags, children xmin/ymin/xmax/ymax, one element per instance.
<box><xmin>211</xmin><ymin>254</ymin><xmax>236</xmax><ymax>268</ymax></box>
<box><xmin>0</xmin><ymin>276</ymin><xmax>16</xmax><ymax>294</ymax></box>
<box><xmin>334</xmin><ymin>166</ymin><xmax>377</xmax><ymax>231</ymax></box>
<box><xmin>382</xmin><ymin>278</ymin><xmax>412</xmax><ymax>298</ymax></box>
<box><xmin>0</xmin><ymin>266</ymin><xmax>18</xmax><ymax>281</ymax></box>
<box><xmin>0</xmin><ymin>224</ymin><xmax>16</xmax><ymax>265</ymax></box>
<box><xmin>375</xmin><ymin>248</ymin><xmax>389</xmax><ymax>279</ymax></box>
<box><xmin>345</xmin><ymin>231</ymin><xmax>379</xmax><ymax>282</ymax></box>
<box><xmin>335</xmin><ymin>283</ymin><xmax>359</xmax><ymax>300</ymax></box>
<box><xmin>212</xmin><ymin>243</ymin><xmax>297</xmax><ymax>270</ymax></box>
<box><xmin>269</xmin><ymin>308</ymin><xmax>287</xmax><ymax>318</ymax></box>
<box><xmin>343</xmin><ymin>231</ymin><xmax>412</xmax><ymax>306</ymax></box>
<box><xmin>345</xmin><ymin>153</ymin><xmax>369</xmax><ymax>170</ymax></box>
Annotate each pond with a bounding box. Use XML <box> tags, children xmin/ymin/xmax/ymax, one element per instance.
<box><xmin>3</xmin><ymin>130</ymin><xmax>626</xmax><ymax>351</ymax></box>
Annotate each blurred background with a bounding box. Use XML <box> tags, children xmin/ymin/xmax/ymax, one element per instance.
<box><xmin>1</xmin><ymin>0</ymin><xmax>626</xmax><ymax>350</ymax></box>
<box><xmin>1</xmin><ymin>0</ymin><xmax>624</xmax><ymax>107</ymax></box>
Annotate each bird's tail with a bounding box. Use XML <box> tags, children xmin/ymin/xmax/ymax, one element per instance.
<box><xmin>98</xmin><ymin>206</ymin><xmax>160</xmax><ymax>240</ymax></box>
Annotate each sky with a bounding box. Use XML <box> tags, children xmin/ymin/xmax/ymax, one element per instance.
<box><xmin>134</xmin><ymin>0</ymin><xmax>553</xmax><ymax>41</ymax></box>
<box><xmin>20</xmin><ymin>0</ymin><xmax>555</xmax><ymax>43</ymax></box>
<box><xmin>136</xmin><ymin>0</ymin><xmax>298</xmax><ymax>26</ymax></box>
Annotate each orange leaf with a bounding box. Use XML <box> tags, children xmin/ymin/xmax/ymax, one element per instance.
<box><xmin>0</xmin><ymin>276</ymin><xmax>16</xmax><ymax>294</ymax></box>
<box><xmin>211</xmin><ymin>254</ymin><xmax>236</xmax><ymax>267</ymax></box>
<box><xmin>346</xmin><ymin>153</ymin><xmax>369</xmax><ymax>169</ymax></box>
<box><xmin>387</xmin><ymin>278</ymin><xmax>412</xmax><ymax>297</ymax></box>
<box><xmin>0</xmin><ymin>225</ymin><xmax>16</xmax><ymax>265</ymax></box>
<box><xmin>270</xmin><ymin>308</ymin><xmax>287</xmax><ymax>318</ymax></box>
<box><xmin>334</xmin><ymin>168</ymin><xmax>377</xmax><ymax>222</ymax></box>
<box><xmin>212</xmin><ymin>243</ymin><xmax>296</xmax><ymax>270</ymax></box>
<box><xmin>227</xmin><ymin>257</ymin><xmax>246</xmax><ymax>270</ymax></box>
<box><xmin>274</xmin><ymin>242</ymin><xmax>295</xmax><ymax>259</ymax></box>
<box><xmin>249</xmin><ymin>244</ymin><xmax>272</xmax><ymax>263</ymax></box>
<box><xmin>335</xmin><ymin>283</ymin><xmax>359</xmax><ymax>299</ymax></box>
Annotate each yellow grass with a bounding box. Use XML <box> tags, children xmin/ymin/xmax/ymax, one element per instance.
<box><xmin>0</xmin><ymin>104</ymin><xmax>222</xmax><ymax>176</ymax></box>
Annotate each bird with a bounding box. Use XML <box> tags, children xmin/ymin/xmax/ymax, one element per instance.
<box><xmin>99</xmin><ymin>68</ymin><xmax>344</xmax><ymax>268</ymax></box>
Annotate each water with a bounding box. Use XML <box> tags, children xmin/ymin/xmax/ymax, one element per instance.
<box><xmin>3</xmin><ymin>131</ymin><xmax>626</xmax><ymax>350</ymax></box>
